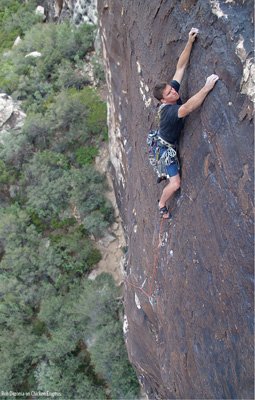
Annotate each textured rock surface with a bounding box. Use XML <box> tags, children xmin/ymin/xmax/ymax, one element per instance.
<box><xmin>98</xmin><ymin>0</ymin><xmax>254</xmax><ymax>399</ymax></box>
<box><xmin>0</xmin><ymin>93</ymin><xmax>26</xmax><ymax>141</ymax></box>
<box><xmin>0</xmin><ymin>93</ymin><xmax>26</xmax><ymax>242</ymax></box>
<box><xmin>40</xmin><ymin>0</ymin><xmax>97</xmax><ymax>24</ymax></box>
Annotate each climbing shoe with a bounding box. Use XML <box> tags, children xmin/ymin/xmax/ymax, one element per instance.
<box><xmin>157</xmin><ymin>176</ymin><xmax>167</xmax><ymax>184</ymax></box>
<box><xmin>159</xmin><ymin>205</ymin><xmax>172</xmax><ymax>220</ymax></box>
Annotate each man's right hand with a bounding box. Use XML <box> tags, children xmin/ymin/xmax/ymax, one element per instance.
<box><xmin>188</xmin><ymin>28</ymin><xmax>199</xmax><ymax>42</ymax></box>
<box><xmin>178</xmin><ymin>74</ymin><xmax>220</xmax><ymax>118</ymax></box>
<box><xmin>204</xmin><ymin>74</ymin><xmax>219</xmax><ymax>91</ymax></box>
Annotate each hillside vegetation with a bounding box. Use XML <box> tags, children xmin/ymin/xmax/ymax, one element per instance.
<box><xmin>0</xmin><ymin>1</ymin><xmax>139</xmax><ymax>398</ymax></box>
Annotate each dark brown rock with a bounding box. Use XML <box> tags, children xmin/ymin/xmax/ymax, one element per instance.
<box><xmin>98</xmin><ymin>0</ymin><xmax>254</xmax><ymax>398</ymax></box>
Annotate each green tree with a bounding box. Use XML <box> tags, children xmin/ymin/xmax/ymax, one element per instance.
<box><xmin>22</xmin><ymin>112</ymin><xmax>53</xmax><ymax>150</ymax></box>
<box><xmin>75</xmin><ymin>146</ymin><xmax>99</xmax><ymax>166</ymax></box>
<box><xmin>25</xmin><ymin>151</ymin><xmax>70</xmax><ymax>220</ymax></box>
<box><xmin>55</xmin><ymin>59</ymin><xmax>90</xmax><ymax>90</ymax></box>
<box><xmin>1</xmin><ymin>22</ymin><xmax>95</xmax><ymax>110</ymax></box>
<box><xmin>74</xmin><ymin>274</ymin><xmax>140</xmax><ymax>399</ymax></box>
<box><xmin>0</xmin><ymin>324</ymin><xmax>38</xmax><ymax>391</ymax></box>
<box><xmin>0</xmin><ymin>0</ymin><xmax>42</xmax><ymax>53</ymax></box>
<box><xmin>35</xmin><ymin>357</ymin><xmax>106</xmax><ymax>400</ymax></box>
<box><xmin>0</xmin><ymin>5</ymin><xmax>139</xmax><ymax>397</ymax></box>
<box><xmin>49</xmin><ymin>228</ymin><xmax>101</xmax><ymax>275</ymax></box>
<box><xmin>0</xmin><ymin>131</ymin><xmax>33</xmax><ymax>171</ymax></box>
<box><xmin>70</xmin><ymin>167</ymin><xmax>114</xmax><ymax>237</ymax></box>
<box><xmin>0</xmin><ymin>159</ymin><xmax>15</xmax><ymax>184</ymax></box>
<box><xmin>72</xmin><ymin>87</ymin><xmax>108</xmax><ymax>137</ymax></box>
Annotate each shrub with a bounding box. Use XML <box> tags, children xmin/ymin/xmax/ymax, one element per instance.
<box><xmin>83</xmin><ymin>211</ymin><xmax>109</xmax><ymax>238</ymax></box>
<box><xmin>22</xmin><ymin>112</ymin><xmax>53</xmax><ymax>149</ymax></box>
<box><xmin>69</xmin><ymin>167</ymin><xmax>114</xmax><ymax>237</ymax></box>
<box><xmin>49</xmin><ymin>87</ymin><xmax>107</xmax><ymax>142</ymax></box>
<box><xmin>49</xmin><ymin>229</ymin><xmax>101</xmax><ymax>274</ymax></box>
<box><xmin>0</xmin><ymin>58</ymin><xmax>19</xmax><ymax>93</ymax></box>
<box><xmin>35</xmin><ymin>357</ymin><xmax>106</xmax><ymax>400</ymax></box>
<box><xmin>13</xmin><ymin>67</ymin><xmax>55</xmax><ymax>112</ymax></box>
<box><xmin>50</xmin><ymin>217</ymin><xmax>76</xmax><ymax>230</ymax></box>
<box><xmin>0</xmin><ymin>0</ymin><xmax>42</xmax><ymax>54</ymax></box>
<box><xmin>0</xmin><ymin>131</ymin><xmax>33</xmax><ymax>170</ymax></box>
<box><xmin>55</xmin><ymin>60</ymin><xmax>90</xmax><ymax>90</ymax></box>
<box><xmin>0</xmin><ymin>8</ymin><xmax>139</xmax><ymax>397</ymax></box>
<box><xmin>49</xmin><ymin>90</ymin><xmax>88</xmax><ymax>132</ymax></box>
<box><xmin>0</xmin><ymin>21</ymin><xmax>95</xmax><ymax>108</ymax></box>
<box><xmin>12</xmin><ymin>21</ymin><xmax>95</xmax><ymax>76</ymax></box>
<box><xmin>90</xmin><ymin>320</ymin><xmax>140</xmax><ymax>399</ymax></box>
<box><xmin>75</xmin><ymin>146</ymin><xmax>99</xmax><ymax>166</ymax></box>
<box><xmin>74</xmin><ymin>274</ymin><xmax>140</xmax><ymax>399</ymax></box>
<box><xmin>25</xmin><ymin>151</ymin><xmax>71</xmax><ymax>220</ymax></box>
<box><xmin>71</xmin><ymin>87</ymin><xmax>107</xmax><ymax>137</ymax></box>
<box><xmin>28</xmin><ymin>210</ymin><xmax>45</xmax><ymax>233</ymax></box>
<box><xmin>86</xmin><ymin>248</ymin><xmax>102</xmax><ymax>267</ymax></box>
<box><xmin>0</xmin><ymin>160</ymin><xmax>15</xmax><ymax>184</ymax></box>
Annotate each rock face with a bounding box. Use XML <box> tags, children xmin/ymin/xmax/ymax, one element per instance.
<box><xmin>40</xmin><ymin>0</ymin><xmax>97</xmax><ymax>24</ymax></box>
<box><xmin>0</xmin><ymin>93</ymin><xmax>26</xmax><ymax>234</ymax></box>
<box><xmin>98</xmin><ymin>0</ymin><xmax>254</xmax><ymax>399</ymax></box>
<box><xmin>0</xmin><ymin>93</ymin><xmax>26</xmax><ymax>141</ymax></box>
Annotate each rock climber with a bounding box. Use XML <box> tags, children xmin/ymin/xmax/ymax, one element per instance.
<box><xmin>152</xmin><ymin>27</ymin><xmax>219</xmax><ymax>219</ymax></box>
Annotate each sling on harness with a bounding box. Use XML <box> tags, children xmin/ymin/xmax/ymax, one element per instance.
<box><xmin>147</xmin><ymin>129</ymin><xmax>178</xmax><ymax>179</ymax></box>
<box><xmin>147</xmin><ymin>102</ymin><xmax>179</xmax><ymax>180</ymax></box>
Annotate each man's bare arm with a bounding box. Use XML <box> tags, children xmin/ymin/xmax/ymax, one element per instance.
<box><xmin>178</xmin><ymin>74</ymin><xmax>219</xmax><ymax>118</ymax></box>
<box><xmin>172</xmin><ymin>28</ymin><xmax>198</xmax><ymax>84</ymax></box>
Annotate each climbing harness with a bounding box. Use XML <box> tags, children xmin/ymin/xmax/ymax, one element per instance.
<box><xmin>147</xmin><ymin>129</ymin><xmax>178</xmax><ymax>179</ymax></box>
<box><xmin>146</xmin><ymin>102</ymin><xmax>179</xmax><ymax>180</ymax></box>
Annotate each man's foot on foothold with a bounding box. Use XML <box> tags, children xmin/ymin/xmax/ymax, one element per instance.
<box><xmin>157</xmin><ymin>176</ymin><xmax>167</xmax><ymax>184</ymax></box>
<box><xmin>159</xmin><ymin>205</ymin><xmax>172</xmax><ymax>219</ymax></box>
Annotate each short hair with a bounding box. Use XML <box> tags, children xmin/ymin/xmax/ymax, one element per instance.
<box><xmin>153</xmin><ymin>82</ymin><xmax>167</xmax><ymax>101</ymax></box>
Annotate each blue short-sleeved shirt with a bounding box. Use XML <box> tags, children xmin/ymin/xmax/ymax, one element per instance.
<box><xmin>159</xmin><ymin>80</ymin><xmax>184</xmax><ymax>145</ymax></box>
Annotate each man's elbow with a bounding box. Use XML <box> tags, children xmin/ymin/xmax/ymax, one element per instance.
<box><xmin>178</xmin><ymin>104</ymin><xmax>190</xmax><ymax>118</ymax></box>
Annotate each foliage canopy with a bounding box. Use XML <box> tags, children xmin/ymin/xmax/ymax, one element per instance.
<box><xmin>0</xmin><ymin>1</ymin><xmax>139</xmax><ymax>398</ymax></box>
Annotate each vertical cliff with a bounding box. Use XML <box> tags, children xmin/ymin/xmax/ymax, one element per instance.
<box><xmin>98</xmin><ymin>0</ymin><xmax>254</xmax><ymax>398</ymax></box>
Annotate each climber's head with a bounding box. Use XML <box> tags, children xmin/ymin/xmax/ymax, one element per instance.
<box><xmin>153</xmin><ymin>82</ymin><xmax>179</xmax><ymax>104</ymax></box>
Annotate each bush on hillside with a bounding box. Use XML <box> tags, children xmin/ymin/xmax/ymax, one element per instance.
<box><xmin>75</xmin><ymin>146</ymin><xmax>99</xmax><ymax>166</ymax></box>
<box><xmin>0</xmin><ymin>0</ymin><xmax>42</xmax><ymax>53</ymax></box>
<box><xmin>55</xmin><ymin>60</ymin><xmax>90</xmax><ymax>90</ymax></box>
<box><xmin>0</xmin><ymin>4</ymin><xmax>140</xmax><ymax>397</ymax></box>
<box><xmin>74</xmin><ymin>273</ymin><xmax>140</xmax><ymax>399</ymax></box>
<box><xmin>0</xmin><ymin>21</ymin><xmax>95</xmax><ymax>110</ymax></box>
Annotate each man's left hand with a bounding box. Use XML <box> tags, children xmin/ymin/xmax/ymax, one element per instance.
<box><xmin>189</xmin><ymin>27</ymin><xmax>199</xmax><ymax>42</ymax></box>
